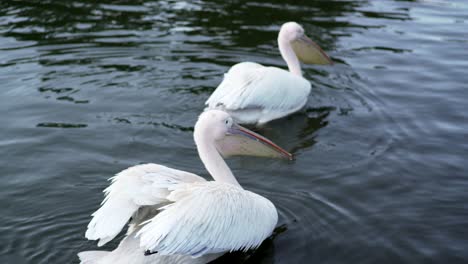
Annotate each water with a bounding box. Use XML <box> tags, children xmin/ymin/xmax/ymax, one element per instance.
<box><xmin>1</xmin><ymin>0</ymin><xmax>467</xmax><ymax>263</ymax></box>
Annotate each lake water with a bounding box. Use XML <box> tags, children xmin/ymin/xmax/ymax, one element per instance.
<box><xmin>1</xmin><ymin>0</ymin><xmax>467</xmax><ymax>263</ymax></box>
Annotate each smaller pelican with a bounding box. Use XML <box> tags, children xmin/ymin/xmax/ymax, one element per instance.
<box><xmin>78</xmin><ymin>110</ymin><xmax>292</xmax><ymax>264</ymax></box>
<box><xmin>205</xmin><ymin>22</ymin><xmax>333</xmax><ymax>125</ymax></box>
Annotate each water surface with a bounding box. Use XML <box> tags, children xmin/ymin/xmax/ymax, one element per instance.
<box><xmin>1</xmin><ymin>0</ymin><xmax>468</xmax><ymax>263</ymax></box>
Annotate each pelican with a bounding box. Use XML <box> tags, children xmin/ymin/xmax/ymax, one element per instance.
<box><xmin>205</xmin><ymin>22</ymin><xmax>333</xmax><ymax>125</ymax></box>
<box><xmin>78</xmin><ymin>110</ymin><xmax>292</xmax><ymax>264</ymax></box>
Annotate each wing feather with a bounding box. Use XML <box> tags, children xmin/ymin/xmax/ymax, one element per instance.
<box><xmin>137</xmin><ymin>182</ymin><xmax>278</xmax><ymax>257</ymax></box>
<box><xmin>206</xmin><ymin>62</ymin><xmax>311</xmax><ymax>122</ymax></box>
<box><xmin>85</xmin><ymin>164</ymin><xmax>205</xmax><ymax>246</ymax></box>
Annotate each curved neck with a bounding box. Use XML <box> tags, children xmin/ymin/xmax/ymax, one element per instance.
<box><xmin>278</xmin><ymin>37</ymin><xmax>302</xmax><ymax>77</ymax></box>
<box><xmin>196</xmin><ymin>137</ymin><xmax>241</xmax><ymax>187</ymax></box>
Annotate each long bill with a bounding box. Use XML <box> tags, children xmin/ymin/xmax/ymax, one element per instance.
<box><xmin>215</xmin><ymin>123</ymin><xmax>293</xmax><ymax>160</ymax></box>
<box><xmin>291</xmin><ymin>35</ymin><xmax>333</xmax><ymax>65</ymax></box>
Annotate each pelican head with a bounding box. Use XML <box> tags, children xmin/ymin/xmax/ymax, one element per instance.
<box><xmin>195</xmin><ymin>110</ymin><xmax>292</xmax><ymax>160</ymax></box>
<box><xmin>278</xmin><ymin>21</ymin><xmax>333</xmax><ymax>65</ymax></box>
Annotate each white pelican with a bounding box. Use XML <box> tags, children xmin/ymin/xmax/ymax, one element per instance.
<box><xmin>205</xmin><ymin>22</ymin><xmax>333</xmax><ymax>125</ymax></box>
<box><xmin>78</xmin><ymin>110</ymin><xmax>292</xmax><ymax>264</ymax></box>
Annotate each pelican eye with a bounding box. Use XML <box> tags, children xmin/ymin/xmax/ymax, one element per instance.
<box><xmin>224</xmin><ymin>118</ymin><xmax>233</xmax><ymax>127</ymax></box>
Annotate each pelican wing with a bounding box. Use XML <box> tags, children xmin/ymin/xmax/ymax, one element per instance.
<box><xmin>85</xmin><ymin>164</ymin><xmax>205</xmax><ymax>246</ymax></box>
<box><xmin>206</xmin><ymin>62</ymin><xmax>311</xmax><ymax>118</ymax></box>
<box><xmin>137</xmin><ymin>182</ymin><xmax>278</xmax><ymax>257</ymax></box>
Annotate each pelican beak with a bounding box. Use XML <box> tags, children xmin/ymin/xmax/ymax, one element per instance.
<box><xmin>291</xmin><ymin>35</ymin><xmax>333</xmax><ymax>65</ymax></box>
<box><xmin>216</xmin><ymin>123</ymin><xmax>293</xmax><ymax>160</ymax></box>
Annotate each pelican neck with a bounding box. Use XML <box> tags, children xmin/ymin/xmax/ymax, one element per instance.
<box><xmin>278</xmin><ymin>37</ymin><xmax>302</xmax><ymax>77</ymax></box>
<box><xmin>196</xmin><ymin>137</ymin><xmax>242</xmax><ymax>188</ymax></box>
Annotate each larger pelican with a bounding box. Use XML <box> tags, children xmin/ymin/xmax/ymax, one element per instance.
<box><xmin>78</xmin><ymin>110</ymin><xmax>292</xmax><ymax>264</ymax></box>
<box><xmin>205</xmin><ymin>22</ymin><xmax>333</xmax><ymax>125</ymax></box>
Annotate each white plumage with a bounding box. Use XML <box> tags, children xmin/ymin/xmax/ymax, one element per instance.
<box><xmin>78</xmin><ymin>110</ymin><xmax>291</xmax><ymax>264</ymax></box>
<box><xmin>85</xmin><ymin>164</ymin><xmax>205</xmax><ymax>247</ymax></box>
<box><xmin>206</xmin><ymin>62</ymin><xmax>311</xmax><ymax>124</ymax></box>
<box><xmin>205</xmin><ymin>22</ymin><xmax>332</xmax><ymax>125</ymax></box>
<box><xmin>79</xmin><ymin>232</ymin><xmax>221</xmax><ymax>264</ymax></box>
<box><xmin>138</xmin><ymin>181</ymin><xmax>277</xmax><ymax>257</ymax></box>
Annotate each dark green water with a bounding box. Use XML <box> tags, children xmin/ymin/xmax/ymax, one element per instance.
<box><xmin>1</xmin><ymin>0</ymin><xmax>468</xmax><ymax>263</ymax></box>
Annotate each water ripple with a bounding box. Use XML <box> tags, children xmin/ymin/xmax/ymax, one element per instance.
<box><xmin>1</xmin><ymin>0</ymin><xmax>468</xmax><ymax>263</ymax></box>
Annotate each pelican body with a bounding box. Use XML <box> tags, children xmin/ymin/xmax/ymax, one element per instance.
<box><xmin>205</xmin><ymin>22</ymin><xmax>333</xmax><ymax>125</ymax></box>
<box><xmin>78</xmin><ymin>110</ymin><xmax>292</xmax><ymax>264</ymax></box>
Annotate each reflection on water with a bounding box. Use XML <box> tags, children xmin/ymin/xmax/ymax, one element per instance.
<box><xmin>1</xmin><ymin>0</ymin><xmax>468</xmax><ymax>263</ymax></box>
<box><xmin>37</xmin><ymin>122</ymin><xmax>88</xmax><ymax>128</ymax></box>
